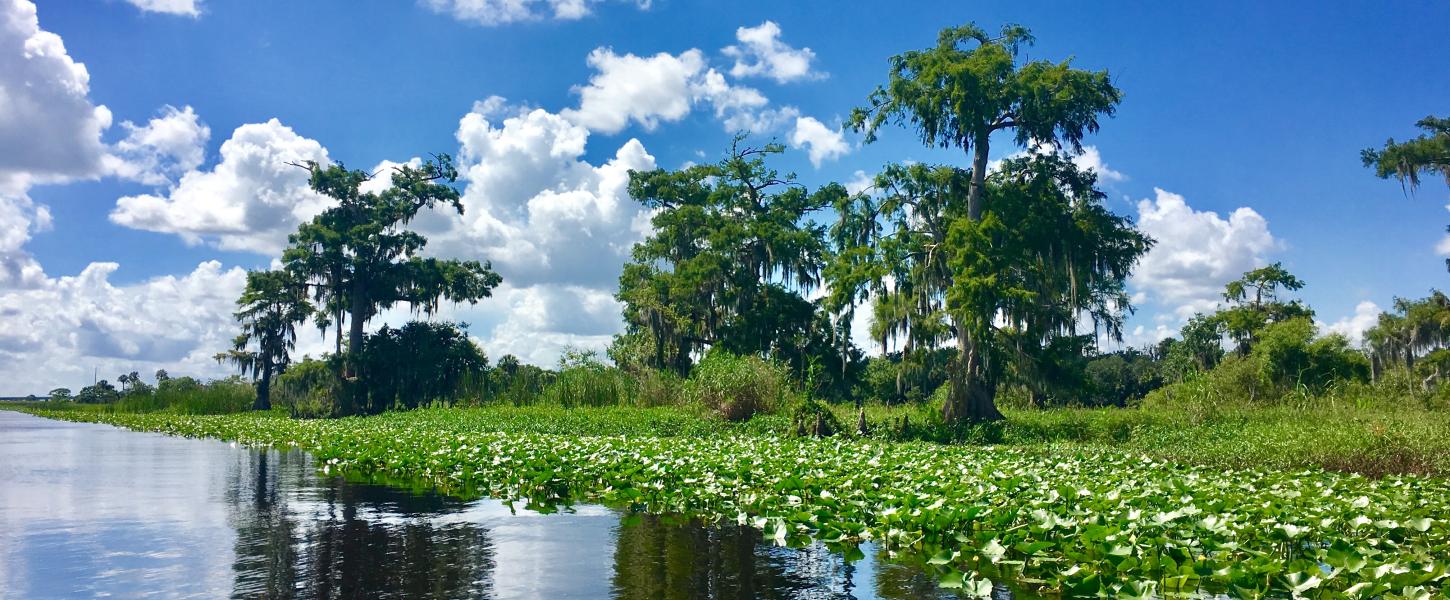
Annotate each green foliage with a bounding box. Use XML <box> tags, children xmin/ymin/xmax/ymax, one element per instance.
<box><xmin>487</xmin><ymin>355</ymin><xmax>555</xmax><ymax>407</ymax></box>
<box><xmin>618</xmin><ymin>137</ymin><xmax>854</xmax><ymax>386</ymax></box>
<box><xmin>355</xmin><ymin>321</ymin><xmax>487</xmax><ymax>414</ymax></box>
<box><xmin>789</xmin><ymin>396</ymin><xmax>842</xmax><ymax>437</ymax></box>
<box><xmin>539</xmin><ymin>349</ymin><xmax>633</xmax><ymax>408</ymax></box>
<box><xmin>838</xmin><ymin>23</ymin><xmax>1133</xmax><ymax>423</ymax></box>
<box><xmin>281</xmin><ymin>155</ymin><xmax>502</xmax><ymax>414</ymax></box>
<box><xmin>1363</xmin><ymin>116</ymin><xmax>1450</xmax><ymax>272</ymax></box>
<box><xmin>108</xmin><ymin>376</ymin><xmax>255</xmax><ymax>415</ymax></box>
<box><xmin>1146</xmin><ymin>318</ymin><xmax>1370</xmax><ymax>414</ymax></box>
<box><xmin>76</xmin><ymin>380</ymin><xmax>120</xmax><ymax>404</ymax></box>
<box><xmin>1252</xmin><ymin>318</ymin><xmax>1369</xmax><ymax>392</ymax></box>
<box><xmin>1362</xmin><ymin>115</ymin><xmax>1450</xmax><ymax>193</ymax></box>
<box><xmin>273</xmin><ymin>357</ymin><xmax>342</xmax><ymax>418</ymax></box>
<box><xmin>1214</xmin><ymin>262</ymin><xmax>1313</xmax><ymax>354</ymax></box>
<box><xmin>218</xmin><ymin>269</ymin><xmax>313</xmax><ymax>410</ymax></box>
<box><xmin>31</xmin><ymin>406</ymin><xmax>1450</xmax><ymax>598</ymax></box>
<box><xmin>683</xmin><ymin>351</ymin><xmax>791</xmax><ymax>421</ymax></box>
<box><xmin>47</xmin><ymin>387</ymin><xmax>72</xmax><ymax>402</ymax></box>
<box><xmin>1082</xmin><ymin>349</ymin><xmax>1163</xmax><ymax>407</ymax></box>
<box><xmin>1158</xmin><ymin>314</ymin><xmax>1226</xmax><ymax>381</ymax></box>
<box><xmin>1366</xmin><ymin>290</ymin><xmax>1450</xmax><ymax>379</ymax></box>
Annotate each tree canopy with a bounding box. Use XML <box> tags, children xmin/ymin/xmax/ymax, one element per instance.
<box><xmin>840</xmin><ymin>24</ymin><xmax>1135</xmax><ymax>422</ymax></box>
<box><xmin>281</xmin><ymin>155</ymin><xmax>502</xmax><ymax>414</ymax></box>
<box><xmin>617</xmin><ymin>138</ymin><xmax>853</xmax><ymax>384</ymax></box>
<box><xmin>217</xmin><ymin>269</ymin><xmax>313</xmax><ymax>410</ymax></box>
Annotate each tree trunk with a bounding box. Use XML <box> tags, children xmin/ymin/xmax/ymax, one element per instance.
<box><xmin>940</xmin><ymin>136</ymin><xmax>1005</xmax><ymax>424</ymax></box>
<box><xmin>345</xmin><ymin>278</ymin><xmax>367</xmax><ymax>415</ymax></box>
<box><xmin>967</xmin><ymin>134</ymin><xmax>990</xmax><ymax>221</ymax></box>
<box><xmin>942</xmin><ymin>324</ymin><xmax>1004</xmax><ymax>424</ymax></box>
<box><xmin>255</xmin><ymin>361</ymin><xmax>273</xmax><ymax>411</ymax></box>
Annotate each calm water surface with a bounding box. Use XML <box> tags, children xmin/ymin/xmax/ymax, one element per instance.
<box><xmin>0</xmin><ymin>411</ymin><xmax>1006</xmax><ymax>599</ymax></box>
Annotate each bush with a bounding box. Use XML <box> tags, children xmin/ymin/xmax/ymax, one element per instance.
<box><xmin>633</xmin><ymin>368</ymin><xmax>684</xmax><ymax>408</ymax></box>
<box><xmin>273</xmin><ymin>358</ymin><xmax>342</xmax><ymax>418</ymax></box>
<box><xmin>684</xmin><ymin>352</ymin><xmax>789</xmax><ymax>421</ymax></box>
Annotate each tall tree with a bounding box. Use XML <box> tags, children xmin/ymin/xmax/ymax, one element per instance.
<box><xmin>1214</xmin><ymin>262</ymin><xmax>1312</xmax><ymax>355</ymax></box>
<box><xmin>841</xmin><ymin>24</ymin><xmax>1129</xmax><ymax>422</ymax></box>
<box><xmin>829</xmin><ymin>155</ymin><xmax>1149</xmax><ymax>422</ymax></box>
<box><xmin>617</xmin><ymin>138</ymin><xmax>849</xmax><ymax>378</ymax></box>
<box><xmin>220</xmin><ymin>270</ymin><xmax>313</xmax><ymax>411</ymax></box>
<box><xmin>1362</xmin><ymin>116</ymin><xmax>1450</xmax><ymax>271</ymax></box>
<box><xmin>1365</xmin><ymin>290</ymin><xmax>1450</xmax><ymax>375</ymax></box>
<box><xmin>281</xmin><ymin>156</ymin><xmax>502</xmax><ymax>413</ymax></box>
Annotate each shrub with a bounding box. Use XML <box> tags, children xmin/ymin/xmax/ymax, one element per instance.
<box><xmin>633</xmin><ymin>368</ymin><xmax>684</xmax><ymax>408</ymax></box>
<box><xmin>789</xmin><ymin>397</ymin><xmax>842</xmax><ymax>437</ymax></box>
<box><xmin>684</xmin><ymin>352</ymin><xmax>789</xmax><ymax>421</ymax></box>
<box><xmin>273</xmin><ymin>358</ymin><xmax>342</xmax><ymax>418</ymax></box>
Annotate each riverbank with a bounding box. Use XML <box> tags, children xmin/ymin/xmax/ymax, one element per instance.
<box><xmin>7</xmin><ymin>405</ymin><xmax>1448</xmax><ymax>598</ymax></box>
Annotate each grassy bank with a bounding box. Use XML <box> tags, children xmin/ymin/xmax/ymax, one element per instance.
<box><xmin>7</xmin><ymin>404</ymin><xmax>1449</xmax><ymax>598</ymax></box>
<box><xmin>839</xmin><ymin>403</ymin><xmax>1450</xmax><ymax>478</ymax></box>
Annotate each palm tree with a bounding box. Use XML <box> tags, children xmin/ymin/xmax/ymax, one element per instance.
<box><xmin>221</xmin><ymin>270</ymin><xmax>312</xmax><ymax>410</ymax></box>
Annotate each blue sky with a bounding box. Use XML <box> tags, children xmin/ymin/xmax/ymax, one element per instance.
<box><xmin>1</xmin><ymin>0</ymin><xmax>1447</xmax><ymax>393</ymax></box>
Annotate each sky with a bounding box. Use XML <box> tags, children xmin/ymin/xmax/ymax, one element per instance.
<box><xmin>1</xmin><ymin>0</ymin><xmax>1447</xmax><ymax>394</ymax></box>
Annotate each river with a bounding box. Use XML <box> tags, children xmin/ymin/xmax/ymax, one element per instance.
<box><xmin>0</xmin><ymin>410</ymin><xmax>1004</xmax><ymax>599</ymax></box>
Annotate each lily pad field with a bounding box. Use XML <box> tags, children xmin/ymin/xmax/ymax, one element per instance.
<box><xmin>17</xmin><ymin>406</ymin><xmax>1450</xmax><ymax>599</ymax></box>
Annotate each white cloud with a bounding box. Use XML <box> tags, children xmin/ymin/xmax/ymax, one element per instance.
<box><xmin>844</xmin><ymin>169</ymin><xmax>874</xmax><ymax>195</ymax></box>
<box><xmin>421</xmin><ymin>0</ymin><xmax>647</xmax><ymax>25</ymax></box>
<box><xmin>105</xmin><ymin>105</ymin><xmax>211</xmax><ymax>185</ymax></box>
<box><xmin>561</xmin><ymin>46</ymin><xmax>774</xmax><ymax>136</ymax></box>
<box><xmin>723</xmin><ymin>21</ymin><xmax>822</xmax><ymax>84</ymax></box>
<box><xmin>1321</xmin><ymin>300</ymin><xmax>1381</xmax><ymax>347</ymax></box>
<box><xmin>0</xmin><ymin>0</ymin><xmax>113</xmax><ymax>189</ymax></box>
<box><xmin>109</xmin><ymin>119</ymin><xmax>331</xmax><ymax>254</ymax></box>
<box><xmin>789</xmin><ymin>116</ymin><xmax>849</xmax><ymax>167</ymax></box>
<box><xmin>1071</xmin><ymin>146</ymin><xmax>1125</xmax><ymax>183</ymax></box>
<box><xmin>0</xmin><ymin>260</ymin><xmax>247</xmax><ymax>393</ymax></box>
<box><xmin>124</xmin><ymin>0</ymin><xmax>200</xmax><ymax>16</ymax></box>
<box><xmin>563</xmin><ymin>48</ymin><xmax>705</xmax><ymax>134</ymax></box>
<box><xmin>401</xmin><ymin>101</ymin><xmax>659</xmax><ymax>362</ymax></box>
<box><xmin>0</xmin><ymin>191</ymin><xmax>50</xmax><ymax>289</ymax></box>
<box><xmin>1130</xmin><ymin>188</ymin><xmax>1281</xmax><ymax>319</ymax></box>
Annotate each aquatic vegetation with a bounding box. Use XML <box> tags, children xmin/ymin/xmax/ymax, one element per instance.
<box><xmin>19</xmin><ymin>407</ymin><xmax>1449</xmax><ymax>598</ymax></box>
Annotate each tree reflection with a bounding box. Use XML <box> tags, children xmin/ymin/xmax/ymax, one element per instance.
<box><xmin>610</xmin><ymin>513</ymin><xmax>856</xmax><ymax>600</ymax></box>
<box><xmin>225</xmin><ymin>450</ymin><xmax>495</xmax><ymax>599</ymax></box>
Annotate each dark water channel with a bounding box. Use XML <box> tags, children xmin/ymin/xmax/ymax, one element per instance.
<box><xmin>0</xmin><ymin>411</ymin><xmax>1015</xmax><ymax>599</ymax></box>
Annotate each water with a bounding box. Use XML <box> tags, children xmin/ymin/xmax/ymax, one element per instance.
<box><xmin>0</xmin><ymin>411</ymin><xmax>1001</xmax><ymax>599</ymax></box>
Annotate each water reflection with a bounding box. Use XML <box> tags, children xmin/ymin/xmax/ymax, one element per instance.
<box><xmin>0</xmin><ymin>411</ymin><xmax>1012</xmax><ymax>599</ymax></box>
<box><xmin>225</xmin><ymin>450</ymin><xmax>494</xmax><ymax>598</ymax></box>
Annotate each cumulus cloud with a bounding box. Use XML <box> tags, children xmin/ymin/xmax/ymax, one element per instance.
<box><xmin>1321</xmin><ymin>300</ymin><xmax>1382</xmax><ymax>347</ymax></box>
<box><xmin>393</xmin><ymin>101</ymin><xmax>659</xmax><ymax>361</ymax></box>
<box><xmin>563</xmin><ymin>48</ymin><xmax>706</xmax><ymax>134</ymax></box>
<box><xmin>105</xmin><ymin>105</ymin><xmax>211</xmax><ymax>185</ymax></box>
<box><xmin>421</xmin><ymin>0</ymin><xmax>648</xmax><ymax>25</ymax></box>
<box><xmin>0</xmin><ymin>260</ymin><xmax>247</xmax><ymax>393</ymax></box>
<box><xmin>1071</xmin><ymin>145</ymin><xmax>1125</xmax><ymax>183</ymax></box>
<box><xmin>108</xmin><ymin>118</ymin><xmax>331</xmax><ymax>254</ymax></box>
<box><xmin>124</xmin><ymin>0</ymin><xmax>200</xmax><ymax>16</ymax></box>
<box><xmin>0</xmin><ymin>0</ymin><xmax>113</xmax><ymax>189</ymax></box>
<box><xmin>561</xmin><ymin>46</ymin><xmax>781</xmax><ymax>137</ymax></box>
<box><xmin>1130</xmin><ymin>188</ymin><xmax>1281</xmax><ymax>319</ymax></box>
<box><xmin>789</xmin><ymin>116</ymin><xmax>849</xmax><ymax>167</ymax></box>
<box><xmin>0</xmin><ymin>192</ymin><xmax>50</xmax><ymax>289</ymax></box>
<box><xmin>844</xmin><ymin>170</ymin><xmax>874</xmax><ymax>195</ymax></box>
<box><xmin>723</xmin><ymin>21</ymin><xmax>822</xmax><ymax>83</ymax></box>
